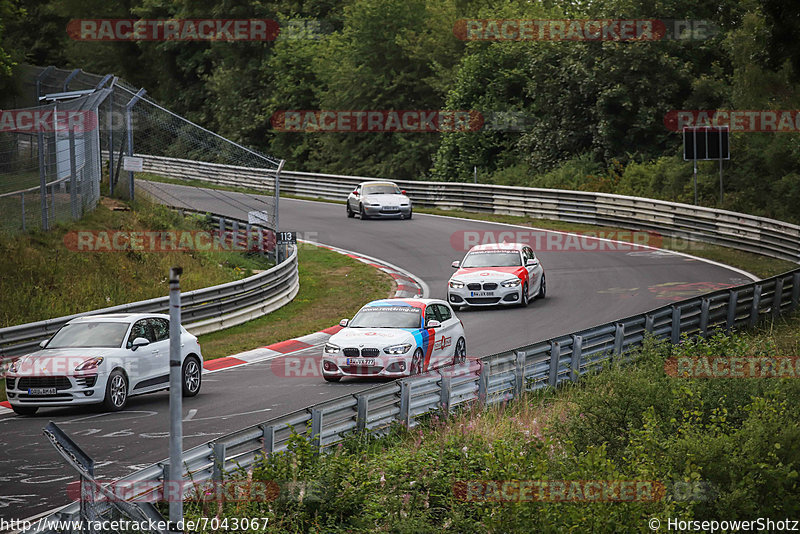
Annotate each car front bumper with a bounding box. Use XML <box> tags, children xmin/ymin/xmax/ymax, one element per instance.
<box><xmin>362</xmin><ymin>205</ymin><xmax>411</xmax><ymax>218</ymax></box>
<box><xmin>321</xmin><ymin>354</ymin><xmax>412</xmax><ymax>378</ymax></box>
<box><xmin>448</xmin><ymin>285</ymin><xmax>522</xmax><ymax>307</ymax></box>
<box><xmin>5</xmin><ymin>373</ymin><xmax>109</xmax><ymax>407</ymax></box>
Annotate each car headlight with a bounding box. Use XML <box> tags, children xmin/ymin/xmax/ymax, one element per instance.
<box><xmin>8</xmin><ymin>359</ymin><xmax>20</xmax><ymax>373</ymax></box>
<box><xmin>501</xmin><ymin>278</ymin><xmax>521</xmax><ymax>288</ymax></box>
<box><xmin>75</xmin><ymin>357</ymin><xmax>104</xmax><ymax>371</ymax></box>
<box><xmin>324</xmin><ymin>343</ymin><xmax>340</xmax><ymax>354</ymax></box>
<box><xmin>383</xmin><ymin>343</ymin><xmax>412</xmax><ymax>355</ymax></box>
<box><xmin>449</xmin><ymin>279</ymin><xmax>465</xmax><ymax>289</ymax></box>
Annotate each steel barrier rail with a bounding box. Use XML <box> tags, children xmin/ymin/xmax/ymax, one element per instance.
<box><xmin>30</xmin><ymin>268</ymin><xmax>800</xmax><ymax>534</ymax></box>
<box><xmin>0</xmin><ymin>215</ymin><xmax>299</xmax><ymax>358</ymax></box>
<box><xmin>134</xmin><ymin>154</ymin><xmax>800</xmax><ymax>263</ymax></box>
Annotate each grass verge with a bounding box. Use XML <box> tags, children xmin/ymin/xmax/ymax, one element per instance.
<box><xmin>139</xmin><ymin>174</ymin><xmax>797</xmax><ymax>278</ymax></box>
<box><xmin>196</xmin><ymin>244</ymin><xmax>393</xmax><ymax>360</ymax></box>
<box><xmin>179</xmin><ymin>311</ymin><xmax>800</xmax><ymax>533</ymax></box>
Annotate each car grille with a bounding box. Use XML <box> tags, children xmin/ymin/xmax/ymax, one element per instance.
<box><xmin>16</xmin><ymin>376</ymin><xmax>72</xmax><ymax>390</ymax></box>
<box><xmin>5</xmin><ymin>377</ymin><xmax>15</xmax><ymax>390</ymax></box>
<box><xmin>483</xmin><ymin>283</ymin><xmax>498</xmax><ymax>290</ymax></box>
<box><xmin>75</xmin><ymin>375</ymin><xmax>97</xmax><ymax>388</ymax></box>
<box><xmin>343</xmin><ymin>347</ymin><xmax>380</xmax><ymax>357</ymax></box>
<box><xmin>341</xmin><ymin>365</ymin><xmax>384</xmax><ymax>375</ymax></box>
<box><xmin>343</xmin><ymin>348</ymin><xmax>360</xmax><ymax>357</ymax></box>
<box><xmin>467</xmin><ymin>283</ymin><xmax>481</xmax><ymax>291</ymax></box>
<box><xmin>360</xmin><ymin>348</ymin><xmax>380</xmax><ymax>357</ymax></box>
<box><xmin>17</xmin><ymin>394</ymin><xmax>73</xmax><ymax>401</ymax></box>
<box><xmin>465</xmin><ymin>297</ymin><xmax>502</xmax><ymax>305</ymax></box>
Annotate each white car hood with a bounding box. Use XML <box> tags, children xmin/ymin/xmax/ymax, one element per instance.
<box><xmin>330</xmin><ymin>328</ymin><xmax>415</xmax><ymax>347</ymax></box>
<box><xmin>451</xmin><ymin>268</ymin><xmax>523</xmax><ymax>283</ymax></box>
<box><xmin>362</xmin><ymin>194</ymin><xmax>409</xmax><ymax>207</ymax></box>
<box><xmin>9</xmin><ymin>347</ymin><xmax>114</xmax><ymax>376</ymax></box>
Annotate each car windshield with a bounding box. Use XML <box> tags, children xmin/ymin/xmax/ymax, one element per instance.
<box><xmin>363</xmin><ymin>184</ymin><xmax>400</xmax><ymax>195</ymax></box>
<box><xmin>46</xmin><ymin>322</ymin><xmax>130</xmax><ymax>349</ymax></box>
<box><xmin>349</xmin><ymin>306</ymin><xmax>421</xmax><ymax>329</ymax></box>
<box><xmin>462</xmin><ymin>251</ymin><xmax>522</xmax><ymax>268</ymax></box>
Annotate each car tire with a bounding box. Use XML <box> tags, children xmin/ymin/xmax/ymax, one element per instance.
<box><xmin>520</xmin><ymin>282</ymin><xmax>529</xmax><ymax>307</ymax></box>
<box><xmin>537</xmin><ymin>273</ymin><xmax>546</xmax><ymax>299</ymax></box>
<box><xmin>359</xmin><ymin>204</ymin><xmax>369</xmax><ymax>220</ymax></box>
<box><xmin>452</xmin><ymin>337</ymin><xmax>467</xmax><ymax>365</ymax></box>
<box><xmin>346</xmin><ymin>203</ymin><xmax>355</xmax><ymax>218</ymax></box>
<box><xmin>102</xmin><ymin>369</ymin><xmax>128</xmax><ymax>412</ymax></box>
<box><xmin>405</xmin><ymin>208</ymin><xmax>413</xmax><ymax>220</ymax></box>
<box><xmin>410</xmin><ymin>348</ymin><xmax>424</xmax><ymax>375</ymax></box>
<box><xmin>324</xmin><ymin>375</ymin><xmax>341</xmax><ymax>382</ymax></box>
<box><xmin>12</xmin><ymin>405</ymin><xmax>38</xmax><ymax>416</ymax></box>
<box><xmin>182</xmin><ymin>356</ymin><xmax>202</xmax><ymax>397</ymax></box>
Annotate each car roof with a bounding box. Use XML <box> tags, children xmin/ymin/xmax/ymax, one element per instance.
<box><xmin>358</xmin><ymin>180</ymin><xmax>399</xmax><ymax>187</ymax></box>
<box><xmin>468</xmin><ymin>242</ymin><xmax>526</xmax><ymax>252</ymax></box>
<box><xmin>361</xmin><ymin>298</ymin><xmax>447</xmax><ymax>309</ymax></box>
<box><xmin>66</xmin><ymin>313</ymin><xmax>169</xmax><ymax>324</ymax></box>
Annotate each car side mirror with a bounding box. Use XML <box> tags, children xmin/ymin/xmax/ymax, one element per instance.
<box><xmin>39</xmin><ymin>339</ymin><xmax>48</xmax><ymax>348</ymax></box>
<box><xmin>526</xmin><ymin>258</ymin><xmax>539</xmax><ymax>267</ymax></box>
<box><xmin>426</xmin><ymin>320</ymin><xmax>441</xmax><ymax>328</ymax></box>
<box><xmin>131</xmin><ymin>337</ymin><xmax>150</xmax><ymax>351</ymax></box>
<box><xmin>451</xmin><ymin>261</ymin><xmax>460</xmax><ymax>268</ymax></box>
<box><xmin>339</xmin><ymin>318</ymin><xmax>349</xmax><ymax>327</ymax></box>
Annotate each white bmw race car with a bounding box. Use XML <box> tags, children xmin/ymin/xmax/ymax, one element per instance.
<box><xmin>447</xmin><ymin>243</ymin><xmax>546</xmax><ymax>308</ymax></box>
<box><xmin>322</xmin><ymin>298</ymin><xmax>466</xmax><ymax>381</ymax></box>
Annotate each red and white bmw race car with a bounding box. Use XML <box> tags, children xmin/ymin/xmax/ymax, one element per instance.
<box><xmin>447</xmin><ymin>243</ymin><xmax>546</xmax><ymax>309</ymax></box>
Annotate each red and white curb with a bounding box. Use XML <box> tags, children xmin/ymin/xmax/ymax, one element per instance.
<box><xmin>0</xmin><ymin>244</ymin><xmax>427</xmax><ymax>414</ymax></box>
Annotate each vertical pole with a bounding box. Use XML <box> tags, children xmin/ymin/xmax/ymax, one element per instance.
<box><xmin>261</xmin><ymin>425</ymin><xmax>275</xmax><ymax>456</ymax></box>
<box><xmin>37</xmin><ymin>130</ymin><xmax>48</xmax><ymax>230</ymax></box>
<box><xmin>772</xmin><ymin>278</ymin><xmax>784</xmax><ymax>317</ymax></box>
<box><xmin>310</xmin><ymin>409</ymin><xmax>322</xmax><ymax>452</ymax></box>
<box><xmin>168</xmin><ymin>266</ymin><xmax>183</xmax><ymax>529</ymax></box>
<box><xmin>700</xmin><ymin>298</ymin><xmax>710</xmax><ymax>337</ymax></box>
<box><xmin>399</xmin><ymin>380</ymin><xmax>411</xmax><ymax>425</ymax></box>
<box><xmin>726</xmin><ymin>290</ymin><xmax>738</xmax><ymax>331</ymax></box>
<box><xmin>570</xmin><ymin>335</ymin><xmax>582</xmax><ymax>382</ymax></box>
<box><xmin>671</xmin><ymin>306</ymin><xmax>681</xmax><ymax>344</ymax></box>
<box><xmin>718</xmin><ymin>127</ymin><xmax>724</xmax><ymax>206</ymax></box>
<box><xmin>791</xmin><ymin>273</ymin><xmax>800</xmax><ymax>312</ymax></box>
<box><xmin>514</xmin><ymin>350</ymin><xmax>525</xmax><ymax>396</ymax></box>
<box><xmin>477</xmin><ymin>360</ymin><xmax>488</xmax><ymax>404</ymax></box>
<box><xmin>274</xmin><ymin>160</ymin><xmax>285</xmax><ymax>263</ymax></box>
<box><xmin>125</xmin><ymin>89</ymin><xmax>146</xmax><ymax>203</ymax></box>
<box><xmin>356</xmin><ymin>395</ymin><xmax>368</xmax><ymax>432</ymax></box>
<box><xmin>69</xmin><ymin>129</ymin><xmax>78</xmax><ymax>219</ymax></box>
<box><xmin>749</xmin><ymin>285</ymin><xmax>762</xmax><ymax>328</ymax></box>
<box><xmin>548</xmin><ymin>342</ymin><xmax>560</xmax><ymax>388</ymax></box>
<box><xmin>21</xmin><ymin>192</ymin><xmax>26</xmax><ymax>232</ymax></box>
<box><xmin>439</xmin><ymin>371</ymin><xmax>452</xmax><ymax>414</ymax></box>
<box><xmin>693</xmin><ymin>129</ymin><xmax>698</xmax><ymax>206</ymax></box>
<box><xmin>108</xmin><ymin>90</ymin><xmax>115</xmax><ymax>196</ymax></box>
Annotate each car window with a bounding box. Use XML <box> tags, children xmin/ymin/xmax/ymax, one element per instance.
<box><xmin>149</xmin><ymin>318</ymin><xmax>169</xmax><ymax>341</ymax></box>
<box><xmin>462</xmin><ymin>250</ymin><xmax>522</xmax><ymax>267</ymax></box>
<box><xmin>435</xmin><ymin>304</ymin><xmax>452</xmax><ymax>322</ymax></box>
<box><xmin>424</xmin><ymin>306</ymin><xmax>439</xmax><ymax>324</ymax></box>
<box><xmin>524</xmin><ymin>247</ymin><xmax>534</xmax><ymax>261</ymax></box>
<box><xmin>46</xmin><ymin>322</ymin><xmax>130</xmax><ymax>349</ymax></box>
<box><xmin>127</xmin><ymin>319</ymin><xmax>155</xmax><ymax>348</ymax></box>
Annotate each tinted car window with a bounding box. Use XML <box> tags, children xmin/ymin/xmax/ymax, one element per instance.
<box><xmin>436</xmin><ymin>304</ymin><xmax>452</xmax><ymax>322</ymax></box>
<box><xmin>149</xmin><ymin>318</ymin><xmax>170</xmax><ymax>341</ymax></box>
<box><xmin>127</xmin><ymin>319</ymin><xmax>155</xmax><ymax>348</ymax></box>
<box><xmin>46</xmin><ymin>322</ymin><xmax>130</xmax><ymax>349</ymax></box>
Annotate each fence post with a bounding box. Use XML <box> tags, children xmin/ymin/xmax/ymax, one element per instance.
<box><xmin>671</xmin><ymin>306</ymin><xmax>681</xmax><ymax>344</ymax></box>
<box><xmin>218</xmin><ymin>217</ymin><xmax>226</xmax><ymax>235</ymax></box>
<box><xmin>644</xmin><ymin>314</ymin><xmax>654</xmax><ymax>334</ymax></box>
<box><xmin>260</xmin><ymin>425</ymin><xmax>275</xmax><ymax>455</ymax></box>
<box><xmin>399</xmin><ymin>380</ymin><xmax>411</xmax><ymax>425</ymax></box>
<box><xmin>726</xmin><ymin>290</ymin><xmax>738</xmax><ymax>331</ymax></box>
<box><xmin>570</xmin><ymin>335</ymin><xmax>582</xmax><ymax>382</ymax></box>
<box><xmin>792</xmin><ymin>273</ymin><xmax>800</xmax><ymax>312</ymax></box>
<box><xmin>211</xmin><ymin>443</ymin><xmax>226</xmax><ymax>481</ymax></box>
<box><xmin>21</xmin><ymin>192</ymin><xmax>25</xmax><ymax>232</ymax></box>
<box><xmin>69</xmin><ymin>129</ymin><xmax>78</xmax><ymax>219</ymax></box>
<box><xmin>613</xmin><ymin>323</ymin><xmax>625</xmax><ymax>358</ymax></box>
<box><xmin>514</xmin><ymin>350</ymin><xmax>525</xmax><ymax>397</ymax></box>
<box><xmin>439</xmin><ymin>371</ymin><xmax>452</xmax><ymax>414</ymax></box>
<box><xmin>232</xmin><ymin>219</ymin><xmax>239</xmax><ymax>249</ymax></box>
<box><xmin>310</xmin><ymin>409</ymin><xmax>323</xmax><ymax>452</ymax></box>
<box><xmin>772</xmin><ymin>278</ymin><xmax>784</xmax><ymax>317</ymax></box>
<box><xmin>700</xmin><ymin>298</ymin><xmax>710</xmax><ymax>337</ymax></box>
<box><xmin>37</xmin><ymin>128</ymin><xmax>48</xmax><ymax>230</ymax></box>
<box><xmin>125</xmin><ymin>88</ymin><xmax>146</xmax><ymax>203</ymax></box>
<box><xmin>477</xmin><ymin>360</ymin><xmax>489</xmax><ymax>404</ymax></box>
<box><xmin>548</xmin><ymin>341</ymin><xmax>560</xmax><ymax>388</ymax></box>
<box><xmin>356</xmin><ymin>395</ymin><xmax>368</xmax><ymax>432</ymax></box>
<box><xmin>750</xmin><ymin>285</ymin><xmax>762</xmax><ymax>328</ymax></box>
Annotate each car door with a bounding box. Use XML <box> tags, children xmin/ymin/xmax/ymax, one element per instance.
<box><xmin>433</xmin><ymin>304</ymin><xmax>459</xmax><ymax>365</ymax></box>
<box><xmin>146</xmin><ymin>318</ymin><xmax>171</xmax><ymax>388</ymax></box>
<box><xmin>523</xmin><ymin>246</ymin><xmax>543</xmax><ymax>296</ymax></box>
<box><xmin>126</xmin><ymin>319</ymin><xmax>158</xmax><ymax>386</ymax></box>
<box><xmin>349</xmin><ymin>185</ymin><xmax>362</xmax><ymax>211</ymax></box>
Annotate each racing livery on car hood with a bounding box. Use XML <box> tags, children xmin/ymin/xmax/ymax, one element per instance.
<box><xmin>321</xmin><ymin>298</ymin><xmax>466</xmax><ymax>381</ymax></box>
<box><xmin>448</xmin><ymin>243</ymin><xmax>546</xmax><ymax>308</ymax></box>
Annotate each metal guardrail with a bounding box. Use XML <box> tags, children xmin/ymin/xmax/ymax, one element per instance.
<box><xmin>34</xmin><ymin>267</ymin><xmax>800</xmax><ymax>533</ymax></box>
<box><xmin>136</xmin><ymin>154</ymin><xmax>800</xmax><ymax>264</ymax></box>
<box><xmin>0</xmin><ymin>214</ymin><xmax>299</xmax><ymax>358</ymax></box>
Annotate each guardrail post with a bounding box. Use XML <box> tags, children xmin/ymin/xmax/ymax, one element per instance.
<box><xmin>726</xmin><ymin>290</ymin><xmax>738</xmax><ymax>331</ymax></box>
<box><xmin>439</xmin><ymin>370</ymin><xmax>452</xmax><ymax>414</ymax></box>
<box><xmin>399</xmin><ymin>380</ymin><xmax>411</xmax><ymax>425</ymax></box>
<box><xmin>311</xmin><ymin>409</ymin><xmax>323</xmax><ymax>452</ymax></box>
<box><xmin>700</xmin><ymin>298</ymin><xmax>710</xmax><ymax>337</ymax></box>
<box><xmin>548</xmin><ymin>342</ymin><xmax>560</xmax><ymax>388</ymax></box>
<box><xmin>772</xmin><ymin>278</ymin><xmax>784</xmax><ymax>317</ymax></box>
<box><xmin>792</xmin><ymin>273</ymin><xmax>800</xmax><ymax>312</ymax></box>
<box><xmin>570</xmin><ymin>335</ymin><xmax>582</xmax><ymax>382</ymax></box>
<box><xmin>644</xmin><ymin>314</ymin><xmax>654</xmax><ymax>334</ymax></box>
<box><xmin>260</xmin><ymin>425</ymin><xmax>275</xmax><ymax>456</ymax></box>
<box><xmin>218</xmin><ymin>216</ymin><xmax>226</xmax><ymax>234</ymax></box>
<box><xmin>514</xmin><ymin>350</ymin><xmax>525</xmax><ymax>397</ymax></box>
<box><xmin>671</xmin><ymin>306</ymin><xmax>681</xmax><ymax>344</ymax></box>
<box><xmin>613</xmin><ymin>323</ymin><xmax>625</xmax><ymax>359</ymax></box>
<box><xmin>477</xmin><ymin>360</ymin><xmax>489</xmax><ymax>404</ymax></box>
<box><xmin>356</xmin><ymin>395</ymin><xmax>368</xmax><ymax>432</ymax></box>
<box><xmin>212</xmin><ymin>443</ymin><xmax>226</xmax><ymax>481</ymax></box>
<box><xmin>750</xmin><ymin>285</ymin><xmax>762</xmax><ymax>328</ymax></box>
<box><xmin>232</xmin><ymin>220</ymin><xmax>240</xmax><ymax>248</ymax></box>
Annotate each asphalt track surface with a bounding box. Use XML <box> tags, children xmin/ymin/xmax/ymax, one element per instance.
<box><xmin>0</xmin><ymin>182</ymin><xmax>755</xmax><ymax>522</ymax></box>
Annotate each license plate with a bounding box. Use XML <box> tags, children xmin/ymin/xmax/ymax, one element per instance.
<box><xmin>383</xmin><ymin>207</ymin><xmax>399</xmax><ymax>211</ymax></box>
<box><xmin>470</xmin><ymin>291</ymin><xmax>494</xmax><ymax>297</ymax></box>
<box><xmin>346</xmin><ymin>358</ymin><xmax>375</xmax><ymax>366</ymax></box>
<box><xmin>28</xmin><ymin>387</ymin><xmax>57</xmax><ymax>395</ymax></box>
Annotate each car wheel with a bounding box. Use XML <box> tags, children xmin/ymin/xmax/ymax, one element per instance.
<box><xmin>359</xmin><ymin>203</ymin><xmax>369</xmax><ymax>220</ymax></box>
<box><xmin>346</xmin><ymin>203</ymin><xmax>355</xmax><ymax>218</ymax></box>
<box><xmin>12</xmin><ymin>405</ymin><xmax>38</xmax><ymax>416</ymax></box>
<box><xmin>102</xmin><ymin>369</ymin><xmax>128</xmax><ymax>412</ymax></box>
<box><xmin>410</xmin><ymin>348</ymin><xmax>424</xmax><ymax>375</ymax></box>
<box><xmin>324</xmin><ymin>375</ymin><xmax>341</xmax><ymax>382</ymax></box>
<box><xmin>452</xmin><ymin>337</ymin><xmax>467</xmax><ymax>365</ymax></box>
<box><xmin>182</xmin><ymin>356</ymin><xmax>202</xmax><ymax>397</ymax></box>
<box><xmin>520</xmin><ymin>282</ymin><xmax>529</xmax><ymax>307</ymax></box>
<box><xmin>537</xmin><ymin>273</ymin><xmax>546</xmax><ymax>299</ymax></box>
<box><xmin>405</xmin><ymin>208</ymin><xmax>413</xmax><ymax>220</ymax></box>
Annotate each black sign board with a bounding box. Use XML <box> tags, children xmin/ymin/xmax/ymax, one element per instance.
<box><xmin>277</xmin><ymin>231</ymin><xmax>297</xmax><ymax>244</ymax></box>
<box><xmin>683</xmin><ymin>126</ymin><xmax>730</xmax><ymax>161</ymax></box>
